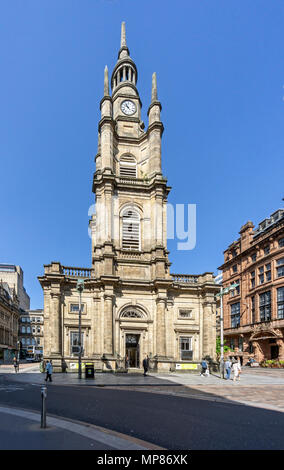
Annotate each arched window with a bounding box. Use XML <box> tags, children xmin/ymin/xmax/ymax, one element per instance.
<box><xmin>120</xmin><ymin>155</ymin><xmax>137</xmax><ymax>178</ymax></box>
<box><xmin>121</xmin><ymin>309</ymin><xmax>143</xmax><ymax>318</ymax></box>
<box><xmin>122</xmin><ymin>208</ymin><xmax>140</xmax><ymax>250</ymax></box>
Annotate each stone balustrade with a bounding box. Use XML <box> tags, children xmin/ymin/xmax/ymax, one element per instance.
<box><xmin>171</xmin><ymin>274</ymin><xmax>199</xmax><ymax>284</ymax></box>
<box><xmin>62</xmin><ymin>266</ymin><xmax>92</xmax><ymax>278</ymax></box>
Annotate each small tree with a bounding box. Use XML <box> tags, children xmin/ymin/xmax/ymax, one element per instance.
<box><xmin>216</xmin><ymin>337</ymin><xmax>231</xmax><ymax>360</ymax></box>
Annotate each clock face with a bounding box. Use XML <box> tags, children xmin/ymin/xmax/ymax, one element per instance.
<box><xmin>121</xmin><ymin>100</ymin><xmax>136</xmax><ymax>115</ymax></box>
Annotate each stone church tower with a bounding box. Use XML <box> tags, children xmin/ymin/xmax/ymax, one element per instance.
<box><xmin>39</xmin><ymin>23</ymin><xmax>219</xmax><ymax>372</ymax></box>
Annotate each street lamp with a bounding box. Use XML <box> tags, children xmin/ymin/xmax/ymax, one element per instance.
<box><xmin>17</xmin><ymin>340</ymin><xmax>20</xmax><ymax>363</ymax></box>
<box><xmin>216</xmin><ymin>283</ymin><xmax>239</xmax><ymax>379</ymax></box>
<box><xmin>76</xmin><ymin>279</ymin><xmax>84</xmax><ymax>379</ymax></box>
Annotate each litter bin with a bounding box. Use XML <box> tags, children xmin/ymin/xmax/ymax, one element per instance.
<box><xmin>85</xmin><ymin>363</ymin><xmax>95</xmax><ymax>379</ymax></box>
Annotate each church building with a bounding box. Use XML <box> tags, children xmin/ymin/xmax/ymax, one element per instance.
<box><xmin>39</xmin><ymin>23</ymin><xmax>219</xmax><ymax>372</ymax></box>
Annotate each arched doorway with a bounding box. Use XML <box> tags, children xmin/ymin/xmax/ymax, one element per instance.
<box><xmin>119</xmin><ymin>306</ymin><xmax>149</xmax><ymax>369</ymax></box>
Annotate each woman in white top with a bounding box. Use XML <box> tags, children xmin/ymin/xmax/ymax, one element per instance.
<box><xmin>232</xmin><ymin>361</ymin><xmax>241</xmax><ymax>381</ymax></box>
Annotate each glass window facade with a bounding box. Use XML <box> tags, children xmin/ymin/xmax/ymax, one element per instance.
<box><xmin>231</xmin><ymin>302</ymin><xmax>240</xmax><ymax>328</ymax></box>
<box><xmin>277</xmin><ymin>287</ymin><xmax>284</xmax><ymax>319</ymax></box>
<box><xmin>259</xmin><ymin>291</ymin><xmax>271</xmax><ymax>322</ymax></box>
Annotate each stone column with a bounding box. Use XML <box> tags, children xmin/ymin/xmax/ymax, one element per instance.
<box><xmin>276</xmin><ymin>338</ymin><xmax>284</xmax><ymax>360</ymax></box>
<box><xmin>156</xmin><ymin>297</ymin><xmax>167</xmax><ymax>358</ymax></box>
<box><xmin>202</xmin><ymin>301</ymin><xmax>216</xmax><ymax>360</ymax></box>
<box><xmin>91</xmin><ymin>294</ymin><xmax>101</xmax><ymax>357</ymax></box>
<box><xmin>50</xmin><ymin>292</ymin><xmax>61</xmax><ymax>357</ymax></box>
<box><xmin>104</xmin><ymin>294</ymin><xmax>114</xmax><ymax>357</ymax></box>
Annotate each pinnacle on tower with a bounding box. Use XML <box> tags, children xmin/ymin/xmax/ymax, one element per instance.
<box><xmin>121</xmin><ymin>21</ymin><xmax>126</xmax><ymax>48</ymax></box>
<box><xmin>151</xmin><ymin>72</ymin><xmax>158</xmax><ymax>102</ymax></box>
<box><xmin>104</xmin><ymin>65</ymin><xmax>109</xmax><ymax>96</ymax></box>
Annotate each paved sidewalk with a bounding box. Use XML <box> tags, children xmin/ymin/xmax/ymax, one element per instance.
<box><xmin>0</xmin><ymin>405</ymin><xmax>163</xmax><ymax>450</ymax></box>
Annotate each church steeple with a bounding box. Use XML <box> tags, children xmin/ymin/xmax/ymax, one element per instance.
<box><xmin>111</xmin><ymin>22</ymin><xmax>138</xmax><ymax>93</ymax></box>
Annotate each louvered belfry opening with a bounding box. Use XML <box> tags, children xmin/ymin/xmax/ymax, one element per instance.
<box><xmin>120</xmin><ymin>155</ymin><xmax>137</xmax><ymax>178</ymax></box>
<box><xmin>122</xmin><ymin>209</ymin><xmax>140</xmax><ymax>250</ymax></box>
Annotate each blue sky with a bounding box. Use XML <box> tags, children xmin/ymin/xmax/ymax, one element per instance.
<box><xmin>0</xmin><ymin>0</ymin><xmax>283</xmax><ymax>308</ymax></box>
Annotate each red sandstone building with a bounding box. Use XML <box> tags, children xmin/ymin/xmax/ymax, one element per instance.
<box><xmin>218</xmin><ymin>209</ymin><xmax>284</xmax><ymax>364</ymax></box>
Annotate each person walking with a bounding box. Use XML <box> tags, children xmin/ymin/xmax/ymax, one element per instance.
<box><xmin>125</xmin><ymin>354</ymin><xmax>129</xmax><ymax>369</ymax></box>
<box><xmin>13</xmin><ymin>356</ymin><xmax>19</xmax><ymax>373</ymax></box>
<box><xmin>45</xmin><ymin>360</ymin><xmax>53</xmax><ymax>382</ymax></box>
<box><xmin>142</xmin><ymin>355</ymin><xmax>148</xmax><ymax>376</ymax></box>
<box><xmin>232</xmin><ymin>360</ymin><xmax>241</xmax><ymax>382</ymax></box>
<box><xmin>200</xmin><ymin>358</ymin><xmax>208</xmax><ymax>377</ymax></box>
<box><xmin>224</xmin><ymin>358</ymin><xmax>232</xmax><ymax>380</ymax></box>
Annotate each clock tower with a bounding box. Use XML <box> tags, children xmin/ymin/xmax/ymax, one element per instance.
<box><xmin>92</xmin><ymin>22</ymin><xmax>171</xmax><ymax>284</ymax></box>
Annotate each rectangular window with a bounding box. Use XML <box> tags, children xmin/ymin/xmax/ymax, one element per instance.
<box><xmin>238</xmin><ymin>336</ymin><xmax>244</xmax><ymax>352</ymax></box>
<box><xmin>180</xmin><ymin>337</ymin><xmax>193</xmax><ymax>360</ymax></box>
<box><xmin>70</xmin><ymin>331</ymin><xmax>84</xmax><ymax>356</ymax></box>
<box><xmin>276</xmin><ymin>258</ymin><xmax>284</xmax><ymax>278</ymax></box>
<box><xmin>251</xmin><ymin>296</ymin><xmax>255</xmax><ymax>323</ymax></box>
<box><xmin>278</xmin><ymin>237</ymin><xmax>284</xmax><ymax>248</ymax></box>
<box><xmin>70</xmin><ymin>304</ymin><xmax>85</xmax><ymax>313</ymax></box>
<box><xmin>232</xmin><ymin>264</ymin><xmax>238</xmax><ymax>273</ymax></box>
<box><xmin>251</xmin><ymin>253</ymin><xmax>257</xmax><ymax>262</ymax></box>
<box><xmin>259</xmin><ymin>273</ymin><xmax>264</xmax><ymax>284</ymax></box>
<box><xmin>258</xmin><ymin>266</ymin><xmax>264</xmax><ymax>284</ymax></box>
<box><xmin>250</xmin><ymin>271</ymin><xmax>255</xmax><ymax>288</ymax></box>
<box><xmin>264</xmin><ymin>245</ymin><xmax>270</xmax><ymax>255</ymax></box>
<box><xmin>230</xmin><ymin>338</ymin><xmax>235</xmax><ymax>350</ymax></box>
<box><xmin>259</xmin><ymin>291</ymin><xmax>271</xmax><ymax>322</ymax></box>
<box><xmin>277</xmin><ymin>287</ymin><xmax>284</xmax><ymax>319</ymax></box>
<box><xmin>265</xmin><ymin>267</ymin><xmax>271</xmax><ymax>282</ymax></box>
<box><xmin>231</xmin><ymin>302</ymin><xmax>240</xmax><ymax>328</ymax></box>
<box><xmin>178</xmin><ymin>310</ymin><xmax>192</xmax><ymax>319</ymax></box>
<box><xmin>230</xmin><ymin>280</ymin><xmax>240</xmax><ymax>297</ymax></box>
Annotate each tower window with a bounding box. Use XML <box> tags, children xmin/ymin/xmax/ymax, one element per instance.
<box><xmin>122</xmin><ymin>209</ymin><xmax>140</xmax><ymax>250</ymax></box>
<box><xmin>120</xmin><ymin>155</ymin><xmax>137</xmax><ymax>178</ymax></box>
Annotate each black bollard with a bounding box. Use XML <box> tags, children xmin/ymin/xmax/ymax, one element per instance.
<box><xmin>41</xmin><ymin>385</ymin><xmax>47</xmax><ymax>428</ymax></box>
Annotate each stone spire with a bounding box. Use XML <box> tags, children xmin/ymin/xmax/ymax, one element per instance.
<box><xmin>151</xmin><ymin>72</ymin><xmax>158</xmax><ymax>103</ymax></box>
<box><xmin>111</xmin><ymin>22</ymin><xmax>138</xmax><ymax>92</ymax></box>
<box><xmin>118</xmin><ymin>21</ymin><xmax>130</xmax><ymax>60</ymax></box>
<box><xmin>120</xmin><ymin>21</ymin><xmax>126</xmax><ymax>48</ymax></box>
<box><xmin>104</xmin><ymin>65</ymin><xmax>109</xmax><ymax>96</ymax></box>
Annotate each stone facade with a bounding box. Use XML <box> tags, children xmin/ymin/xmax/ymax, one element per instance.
<box><xmin>219</xmin><ymin>210</ymin><xmax>284</xmax><ymax>364</ymax></box>
<box><xmin>0</xmin><ymin>264</ymin><xmax>30</xmax><ymax>311</ymax></box>
<box><xmin>0</xmin><ymin>282</ymin><xmax>20</xmax><ymax>362</ymax></box>
<box><xmin>18</xmin><ymin>309</ymin><xmax>44</xmax><ymax>359</ymax></box>
<box><xmin>38</xmin><ymin>23</ymin><xmax>219</xmax><ymax>372</ymax></box>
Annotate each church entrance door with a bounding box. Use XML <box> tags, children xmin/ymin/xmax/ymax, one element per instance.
<box><xmin>126</xmin><ymin>334</ymin><xmax>140</xmax><ymax>368</ymax></box>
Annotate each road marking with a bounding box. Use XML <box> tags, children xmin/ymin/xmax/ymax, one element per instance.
<box><xmin>0</xmin><ymin>386</ymin><xmax>25</xmax><ymax>392</ymax></box>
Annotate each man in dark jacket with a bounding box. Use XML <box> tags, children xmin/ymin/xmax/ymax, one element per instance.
<box><xmin>143</xmin><ymin>356</ymin><xmax>148</xmax><ymax>376</ymax></box>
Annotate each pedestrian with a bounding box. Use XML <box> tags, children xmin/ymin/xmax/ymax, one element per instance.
<box><xmin>62</xmin><ymin>359</ymin><xmax>68</xmax><ymax>373</ymax></box>
<box><xmin>224</xmin><ymin>358</ymin><xmax>232</xmax><ymax>380</ymax></box>
<box><xmin>232</xmin><ymin>360</ymin><xmax>241</xmax><ymax>382</ymax></box>
<box><xmin>125</xmin><ymin>354</ymin><xmax>129</xmax><ymax>369</ymax></box>
<box><xmin>13</xmin><ymin>356</ymin><xmax>19</xmax><ymax>373</ymax></box>
<box><xmin>200</xmin><ymin>358</ymin><xmax>208</xmax><ymax>377</ymax></box>
<box><xmin>142</xmin><ymin>355</ymin><xmax>148</xmax><ymax>376</ymax></box>
<box><xmin>146</xmin><ymin>355</ymin><xmax>150</xmax><ymax>371</ymax></box>
<box><xmin>45</xmin><ymin>360</ymin><xmax>53</xmax><ymax>382</ymax></box>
